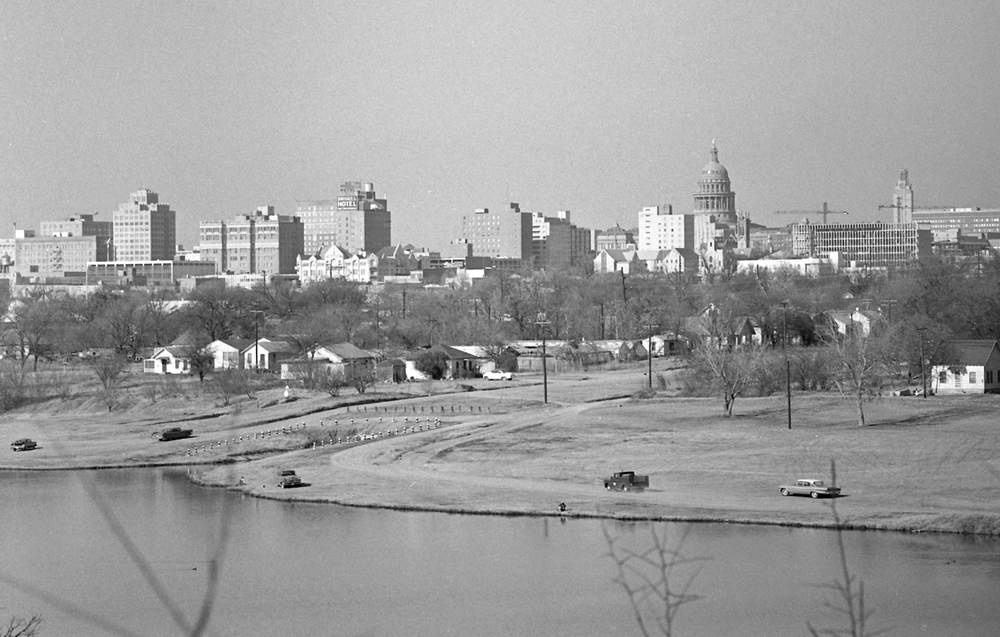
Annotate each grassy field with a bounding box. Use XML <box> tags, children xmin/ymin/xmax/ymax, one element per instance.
<box><xmin>4</xmin><ymin>360</ymin><xmax>999</xmax><ymax>535</ymax></box>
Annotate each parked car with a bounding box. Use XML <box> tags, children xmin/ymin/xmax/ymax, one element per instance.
<box><xmin>158</xmin><ymin>427</ymin><xmax>193</xmax><ymax>442</ymax></box>
<box><xmin>779</xmin><ymin>478</ymin><xmax>841</xmax><ymax>498</ymax></box>
<box><xmin>277</xmin><ymin>470</ymin><xmax>303</xmax><ymax>488</ymax></box>
<box><xmin>11</xmin><ymin>438</ymin><xmax>37</xmax><ymax>452</ymax></box>
<box><xmin>483</xmin><ymin>369</ymin><xmax>513</xmax><ymax>381</ymax></box>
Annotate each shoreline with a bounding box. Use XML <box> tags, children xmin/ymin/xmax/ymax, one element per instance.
<box><xmin>5</xmin><ymin>366</ymin><xmax>1000</xmax><ymax>538</ymax></box>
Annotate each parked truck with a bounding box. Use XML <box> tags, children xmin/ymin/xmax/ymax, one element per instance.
<box><xmin>603</xmin><ymin>470</ymin><xmax>649</xmax><ymax>492</ymax></box>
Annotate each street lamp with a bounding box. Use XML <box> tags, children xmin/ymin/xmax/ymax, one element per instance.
<box><xmin>781</xmin><ymin>301</ymin><xmax>792</xmax><ymax>430</ymax></box>
<box><xmin>535</xmin><ymin>312</ymin><xmax>551</xmax><ymax>404</ymax></box>
<box><xmin>916</xmin><ymin>326</ymin><xmax>928</xmax><ymax>399</ymax></box>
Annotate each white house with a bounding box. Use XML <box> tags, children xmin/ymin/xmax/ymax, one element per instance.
<box><xmin>205</xmin><ymin>338</ymin><xmax>251</xmax><ymax>370</ymax></box>
<box><xmin>143</xmin><ymin>346</ymin><xmax>192</xmax><ymax>375</ymax></box>
<box><xmin>280</xmin><ymin>342</ymin><xmax>376</xmax><ymax>382</ymax></box>
<box><xmin>931</xmin><ymin>339</ymin><xmax>1000</xmax><ymax>395</ymax></box>
<box><xmin>241</xmin><ymin>338</ymin><xmax>297</xmax><ymax>373</ymax></box>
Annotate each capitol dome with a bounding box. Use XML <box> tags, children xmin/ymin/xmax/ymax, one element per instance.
<box><xmin>693</xmin><ymin>140</ymin><xmax>737</xmax><ymax>222</ymax></box>
<box><xmin>699</xmin><ymin>141</ymin><xmax>730</xmax><ymax>183</ymax></box>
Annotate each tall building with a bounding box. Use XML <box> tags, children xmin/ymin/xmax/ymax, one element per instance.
<box><xmin>460</xmin><ymin>203</ymin><xmax>533</xmax><ymax>268</ymax></box>
<box><xmin>296</xmin><ymin>182</ymin><xmax>391</xmax><ymax>256</ymax></box>
<box><xmin>112</xmin><ymin>189</ymin><xmax>176</xmax><ymax>261</ymax></box>
<box><xmin>198</xmin><ymin>206</ymin><xmax>304</xmax><ymax>275</ymax></box>
<box><xmin>887</xmin><ymin>171</ymin><xmax>1000</xmax><ymax>239</ymax></box>
<box><xmin>891</xmin><ymin>169</ymin><xmax>914</xmax><ymax>223</ymax></box>
<box><xmin>637</xmin><ymin>205</ymin><xmax>694</xmax><ymax>251</ymax></box>
<box><xmin>530</xmin><ymin>210</ymin><xmax>592</xmax><ymax>269</ymax></box>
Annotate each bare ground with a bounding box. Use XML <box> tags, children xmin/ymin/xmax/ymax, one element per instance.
<box><xmin>4</xmin><ymin>361</ymin><xmax>1000</xmax><ymax>535</ymax></box>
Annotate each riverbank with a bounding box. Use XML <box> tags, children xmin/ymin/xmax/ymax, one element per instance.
<box><xmin>4</xmin><ymin>363</ymin><xmax>1000</xmax><ymax>535</ymax></box>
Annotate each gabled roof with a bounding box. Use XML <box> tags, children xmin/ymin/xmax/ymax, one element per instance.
<box><xmin>437</xmin><ymin>344</ymin><xmax>481</xmax><ymax>360</ymax></box>
<box><xmin>243</xmin><ymin>338</ymin><xmax>296</xmax><ymax>354</ymax></box>
<box><xmin>321</xmin><ymin>342</ymin><xmax>375</xmax><ymax>360</ymax></box>
<box><xmin>948</xmin><ymin>339</ymin><xmax>1000</xmax><ymax>365</ymax></box>
<box><xmin>150</xmin><ymin>346</ymin><xmax>191</xmax><ymax>359</ymax></box>
<box><xmin>449</xmin><ymin>345</ymin><xmax>490</xmax><ymax>358</ymax></box>
<box><xmin>209</xmin><ymin>338</ymin><xmax>252</xmax><ymax>352</ymax></box>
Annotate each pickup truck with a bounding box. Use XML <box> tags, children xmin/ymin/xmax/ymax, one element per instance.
<box><xmin>277</xmin><ymin>470</ymin><xmax>303</xmax><ymax>488</ymax></box>
<box><xmin>779</xmin><ymin>478</ymin><xmax>841</xmax><ymax>498</ymax></box>
<box><xmin>604</xmin><ymin>470</ymin><xmax>649</xmax><ymax>492</ymax></box>
<box><xmin>11</xmin><ymin>438</ymin><xmax>37</xmax><ymax>452</ymax></box>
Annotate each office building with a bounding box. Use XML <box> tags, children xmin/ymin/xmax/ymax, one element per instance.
<box><xmin>460</xmin><ymin>203</ymin><xmax>533</xmax><ymax>268</ymax></box>
<box><xmin>791</xmin><ymin>221</ymin><xmax>930</xmax><ymax>269</ymax></box>
<box><xmin>199</xmin><ymin>206</ymin><xmax>304</xmax><ymax>276</ymax></box>
<box><xmin>887</xmin><ymin>170</ymin><xmax>1000</xmax><ymax>239</ymax></box>
<box><xmin>531</xmin><ymin>210</ymin><xmax>592</xmax><ymax>269</ymax></box>
<box><xmin>296</xmin><ymin>182</ymin><xmax>391</xmax><ymax>256</ymax></box>
<box><xmin>637</xmin><ymin>205</ymin><xmax>693</xmax><ymax>252</ymax></box>
<box><xmin>112</xmin><ymin>189</ymin><xmax>176</xmax><ymax>261</ymax></box>
<box><xmin>594</xmin><ymin>225</ymin><xmax>635</xmax><ymax>252</ymax></box>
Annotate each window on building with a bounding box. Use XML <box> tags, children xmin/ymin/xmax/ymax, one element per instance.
<box><xmin>970</xmin><ymin>371</ymin><xmax>977</xmax><ymax>384</ymax></box>
<box><xmin>938</xmin><ymin>371</ymin><xmax>947</xmax><ymax>384</ymax></box>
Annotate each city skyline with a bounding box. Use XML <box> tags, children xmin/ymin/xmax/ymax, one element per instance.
<box><xmin>3</xmin><ymin>3</ymin><xmax>999</xmax><ymax>250</ymax></box>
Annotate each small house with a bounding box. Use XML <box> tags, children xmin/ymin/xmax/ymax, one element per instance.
<box><xmin>144</xmin><ymin>346</ymin><xmax>192</xmax><ymax>375</ymax></box>
<box><xmin>931</xmin><ymin>339</ymin><xmax>1000</xmax><ymax>395</ymax></box>
<box><xmin>242</xmin><ymin>338</ymin><xmax>296</xmax><ymax>373</ymax></box>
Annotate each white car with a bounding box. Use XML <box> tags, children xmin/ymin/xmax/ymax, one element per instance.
<box><xmin>483</xmin><ymin>370</ymin><xmax>513</xmax><ymax>381</ymax></box>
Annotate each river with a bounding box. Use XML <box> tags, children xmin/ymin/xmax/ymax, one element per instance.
<box><xmin>2</xmin><ymin>468</ymin><xmax>999</xmax><ymax>636</ymax></box>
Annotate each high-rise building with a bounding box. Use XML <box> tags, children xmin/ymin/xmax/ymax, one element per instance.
<box><xmin>886</xmin><ymin>171</ymin><xmax>1000</xmax><ymax>239</ymax></box>
<box><xmin>461</xmin><ymin>203</ymin><xmax>533</xmax><ymax>268</ymax></box>
<box><xmin>637</xmin><ymin>205</ymin><xmax>694</xmax><ymax>252</ymax></box>
<box><xmin>296</xmin><ymin>182</ymin><xmax>391</xmax><ymax>256</ymax></box>
<box><xmin>530</xmin><ymin>210</ymin><xmax>593</xmax><ymax>269</ymax></box>
<box><xmin>891</xmin><ymin>169</ymin><xmax>914</xmax><ymax>223</ymax></box>
<box><xmin>112</xmin><ymin>189</ymin><xmax>176</xmax><ymax>261</ymax></box>
<box><xmin>198</xmin><ymin>206</ymin><xmax>304</xmax><ymax>275</ymax></box>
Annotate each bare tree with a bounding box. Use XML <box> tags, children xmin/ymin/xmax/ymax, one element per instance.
<box><xmin>826</xmin><ymin>326</ymin><xmax>896</xmax><ymax>427</ymax></box>
<box><xmin>90</xmin><ymin>355</ymin><xmax>128</xmax><ymax>411</ymax></box>
<box><xmin>186</xmin><ymin>347</ymin><xmax>215</xmax><ymax>383</ymax></box>
<box><xmin>604</xmin><ymin>523</ymin><xmax>707</xmax><ymax>637</ymax></box>
<box><xmin>1</xmin><ymin>616</ymin><xmax>41</xmax><ymax>637</ymax></box>
<box><xmin>690</xmin><ymin>341</ymin><xmax>765</xmax><ymax>416</ymax></box>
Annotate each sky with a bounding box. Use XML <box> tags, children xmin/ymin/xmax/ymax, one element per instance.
<box><xmin>2</xmin><ymin>1</ymin><xmax>1000</xmax><ymax>250</ymax></box>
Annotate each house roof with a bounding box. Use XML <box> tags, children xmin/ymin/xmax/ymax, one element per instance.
<box><xmin>243</xmin><ymin>338</ymin><xmax>296</xmax><ymax>354</ymax></box>
<box><xmin>151</xmin><ymin>346</ymin><xmax>190</xmax><ymax>359</ymax></box>
<box><xmin>948</xmin><ymin>339</ymin><xmax>1000</xmax><ymax>365</ymax></box>
<box><xmin>209</xmin><ymin>338</ymin><xmax>252</xmax><ymax>352</ymax></box>
<box><xmin>449</xmin><ymin>345</ymin><xmax>490</xmax><ymax>358</ymax></box>
<box><xmin>321</xmin><ymin>342</ymin><xmax>375</xmax><ymax>360</ymax></box>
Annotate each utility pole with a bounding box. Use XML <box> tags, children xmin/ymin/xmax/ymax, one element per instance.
<box><xmin>643</xmin><ymin>319</ymin><xmax>659</xmax><ymax>390</ymax></box>
<box><xmin>535</xmin><ymin>312</ymin><xmax>551</xmax><ymax>404</ymax></box>
<box><xmin>916</xmin><ymin>326</ymin><xmax>928</xmax><ymax>399</ymax></box>
<box><xmin>781</xmin><ymin>301</ymin><xmax>791</xmax><ymax>429</ymax></box>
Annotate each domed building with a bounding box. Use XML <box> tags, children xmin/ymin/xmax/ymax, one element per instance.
<box><xmin>693</xmin><ymin>140</ymin><xmax>737</xmax><ymax>224</ymax></box>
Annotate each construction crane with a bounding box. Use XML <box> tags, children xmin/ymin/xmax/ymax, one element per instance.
<box><xmin>774</xmin><ymin>202</ymin><xmax>849</xmax><ymax>224</ymax></box>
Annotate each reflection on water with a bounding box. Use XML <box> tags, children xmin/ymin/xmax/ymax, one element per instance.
<box><xmin>1</xmin><ymin>468</ymin><xmax>999</xmax><ymax>636</ymax></box>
